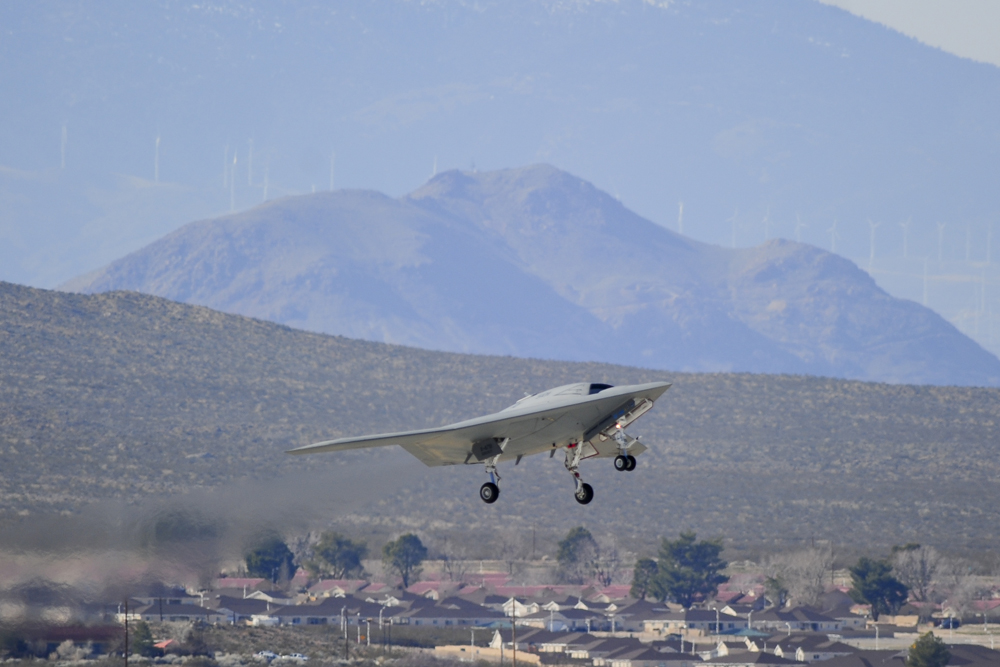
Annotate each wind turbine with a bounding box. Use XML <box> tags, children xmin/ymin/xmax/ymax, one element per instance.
<box><xmin>868</xmin><ymin>219</ymin><xmax>881</xmax><ymax>271</ymax></box>
<box><xmin>795</xmin><ymin>213</ymin><xmax>806</xmax><ymax>243</ymax></box>
<box><xmin>262</xmin><ymin>160</ymin><xmax>269</xmax><ymax>203</ymax></box>
<box><xmin>827</xmin><ymin>219</ymin><xmax>839</xmax><ymax>253</ymax></box>
<box><xmin>432</xmin><ymin>156</ymin><xmax>438</xmax><ymax>178</ymax></box>
<box><xmin>922</xmin><ymin>257</ymin><xmax>929</xmax><ymax>306</ymax></box>
<box><xmin>155</xmin><ymin>135</ymin><xmax>161</xmax><ymax>184</ymax></box>
<box><xmin>762</xmin><ymin>206</ymin><xmax>771</xmax><ymax>241</ymax></box>
<box><xmin>727</xmin><ymin>208</ymin><xmax>738</xmax><ymax>248</ymax></box>
<box><xmin>230</xmin><ymin>149</ymin><xmax>237</xmax><ymax>212</ymax></box>
<box><xmin>899</xmin><ymin>218</ymin><xmax>911</xmax><ymax>258</ymax></box>
<box><xmin>937</xmin><ymin>222</ymin><xmax>946</xmax><ymax>263</ymax></box>
<box><xmin>677</xmin><ymin>201</ymin><xmax>684</xmax><ymax>235</ymax></box>
<box><xmin>988</xmin><ymin>223</ymin><xmax>993</xmax><ymax>265</ymax></box>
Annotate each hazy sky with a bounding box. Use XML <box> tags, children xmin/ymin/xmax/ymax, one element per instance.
<box><xmin>819</xmin><ymin>0</ymin><xmax>1000</xmax><ymax>68</ymax></box>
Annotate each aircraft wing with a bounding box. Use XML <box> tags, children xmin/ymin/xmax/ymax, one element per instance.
<box><xmin>286</xmin><ymin>404</ymin><xmax>575</xmax><ymax>466</ymax></box>
<box><xmin>287</xmin><ymin>381</ymin><xmax>671</xmax><ymax>467</ymax></box>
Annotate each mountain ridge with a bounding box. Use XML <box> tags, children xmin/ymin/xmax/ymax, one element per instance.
<box><xmin>4</xmin><ymin>279</ymin><xmax>1000</xmax><ymax>553</ymax></box>
<box><xmin>63</xmin><ymin>164</ymin><xmax>1000</xmax><ymax>387</ymax></box>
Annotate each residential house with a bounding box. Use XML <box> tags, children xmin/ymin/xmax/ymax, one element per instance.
<box><xmin>769</xmin><ymin>634</ymin><xmax>855</xmax><ymax>663</ymax></box>
<box><xmin>702</xmin><ymin>652</ymin><xmax>805</xmax><ymax>666</ymax></box>
<box><xmin>307</xmin><ymin>579</ymin><xmax>369</xmax><ymax>599</ymax></box>
<box><xmin>402</xmin><ymin>597</ymin><xmax>506</xmax><ymax>627</ymax></box>
<box><xmin>133</xmin><ymin>603</ymin><xmax>229</xmax><ymax>624</ymax></box>
<box><xmin>608</xmin><ymin>648</ymin><xmax>701</xmax><ymax>667</ymax></box>
<box><xmin>489</xmin><ymin>628</ymin><xmax>564</xmax><ymax>653</ymax></box>
<box><xmin>750</xmin><ymin>607</ymin><xmax>840</xmax><ymax>633</ymax></box>
<box><xmin>643</xmin><ymin>609</ymin><xmax>747</xmax><ymax>635</ymax></box>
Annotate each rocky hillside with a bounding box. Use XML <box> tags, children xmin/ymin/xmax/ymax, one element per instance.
<box><xmin>3</xmin><ymin>281</ymin><xmax>1000</xmax><ymax>555</ymax></box>
<box><xmin>64</xmin><ymin>165</ymin><xmax>1000</xmax><ymax>387</ymax></box>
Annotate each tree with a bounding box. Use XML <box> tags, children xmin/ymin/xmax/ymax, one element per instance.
<box><xmin>630</xmin><ymin>558</ymin><xmax>659</xmax><ymax>600</ymax></box>
<box><xmin>891</xmin><ymin>544</ymin><xmax>940</xmax><ymax>603</ymax></box>
<box><xmin>650</xmin><ymin>531</ymin><xmax>728</xmax><ymax>608</ymax></box>
<box><xmin>764</xmin><ymin>572</ymin><xmax>789</xmax><ymax>608</ymax></box>
<box><xmin>593</xmin><ymin>534</ymin><xmax>625</xmax><ymax>587</ymax></box>
<box><xmin>131</xmin><ymin>620</ymin><xmax>156</xmax><ymax>658</ymax></box>
<box><xmin>556</xmin><ymin>527</ymin><xmax>598</xmax><ymax>584</ymax></box>
<box><xmin>849</xmin><ymin>556</ymin><xmax>908</xmax><ymax>620</ymax></box>
<box><xmin>765</xmin><ymin>547</ymin><xmax>833</xmax><ymax>607</ymax></box>
<box><xmin>307</xmin><ymin>531</ymin><xmax>368</xmax><ymax>579</ymax></box>
<box><xmin>245</xmin><ymin>534</ymin><xmax>295</xmax><ymax>583</ymax></box>
<box><xmin>382</xmin><ymin>533</ymin><xmax>427</xmax><ymax>588</ymax></box>
<box><xmin>906</xmin><ymin>632</ymin><xmax>950</xmax><ymax>667</ymax></box>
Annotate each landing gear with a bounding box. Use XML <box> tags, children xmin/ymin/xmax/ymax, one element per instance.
<box><xmin>478</xmin><ymin>438</ymin><xmax>509</xmax><ymax>504</ymax></box>
<box><xmin>564</xmin><ymin>443</ymin><xmax>595</xmax><ymax>505</ymax></box>
<box><xmin>480</xmin><ymin>482</ymin><xmax>500</xmax><ymax>503</ymax></box>
<box><xmin>611</xmin><ymin>429</ymin><xmax>637</xmax><ymax>471</ymax></box>
<box><xmin>614</xmin><ymin>454</ymin><xmax>636</xmax><ymax>471</ymax></box>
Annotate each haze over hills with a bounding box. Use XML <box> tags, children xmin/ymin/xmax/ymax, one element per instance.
<box><xmin>3</xmin><ymin>281</ymin><xmax>1000</xmax><ymax>555</ymax></box>
<box><xmin>3</xmin><ymin>0</ymin><xmax>1000</xmax><ymax>289</ymax></box>
<box><xmin>65</xmin><ymin>165</ymin><xmax>1000</xmax><ymax>388</ymax></box>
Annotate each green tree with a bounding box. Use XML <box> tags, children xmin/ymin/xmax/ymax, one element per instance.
<box><xmin>630</xmin><ymin>558</ymin><xmax>659</xmax><ymax>600</ymax></box>
<box><xmin>849</xmin><ymin>556</ymin><xmax>909</xmax><ymax>620</ymax></box>
<box><xmin>765</xmin><ymin>573</ymin><xmax>789</xmax><ymax>608</ymax></box>
<box><xmin>906</xmin><ymin>632</ymin><xmax>950</xmax><ymax>667</ymax></box>
<box><xmin>382</xmin><ymin>533</ymin><xmax>427</xmax><ymax>588</ymax></box>
<box><xmin>131</xmin><ymin>620</ymin><xmax>155</xmax><ymax>657</ymax></box>
<box><xmin>557</xmin><ymin>526</ymin><xmax>598</xmax><ymax>584</ymax></box>
<box><xmin>245</xmin><ymin>534</ymin><xmax>295</xmax><ymax>583</ymax></box>
<box><xmin>307</xmin><ymin>531</ymin><xmax>368</xmax><ymax>579</ymax></box>
<box><xmin>650</xmin><ymin>531</ymin><xmax>728</xmax><ymax>608</ymax></box>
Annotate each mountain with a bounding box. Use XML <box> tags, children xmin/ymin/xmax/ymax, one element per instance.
<box><xmin>64</xmin><ymin>165</ymin><xmax>1000</xmax><ymax>387</ymax></box>
<box><xmin>4</xmin><ymin>1</ymin><xmax>1000</xmax><ymax>289</ymax></box>
<box><xmin>3</xmin><ymin>280</ymin><xmax>1000</xmax><ymax>555</ymax></box>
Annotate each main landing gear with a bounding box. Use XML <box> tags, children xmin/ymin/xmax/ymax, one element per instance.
<box><xmin>479</xmin><ymin>438</ymin><xmax>508</xmax><ymax>504</ymax></box>
<box><xmin>480</xmin><ymin>482</ymin><xmax>499</xmax><ymax>503</ymax></box>
<box><xmin>614</xmin><ymin>454</ymin><xmax>637</xmax><ymax>471</ymax></box>
<box><xmin>611</xmin><ymin>428</ymin><xmax>637</xmax><ymax>472</ymax></box>
<box><xmin>564</xmin><ymin>443</ymin><xmax>594</xmax><ymax>505</ymax></box>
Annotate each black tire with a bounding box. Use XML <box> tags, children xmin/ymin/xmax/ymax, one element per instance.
<box><xmin>614</xmin><ymin>455</ymin><xmax>629</xmax><ymax>471</ymax></box>
<box><xmin>574</xmin><ymin>482</ymin><xmax>594</xmax><ymax>505</ymax></box>
<box><xmin>625</xmin><ymin>455</ymin><xmax>637</xmax><ymax>471</ymax></box>
<box><xmin>480</xmin><ymin>482</ymin><xmax>500</xmax><ymax>503</ymax></box>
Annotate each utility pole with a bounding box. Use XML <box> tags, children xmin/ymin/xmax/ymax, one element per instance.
<box><xmin>124</xmin><ymin>598</ymin><xmax>129</xmax><ymax>667</ymax></box>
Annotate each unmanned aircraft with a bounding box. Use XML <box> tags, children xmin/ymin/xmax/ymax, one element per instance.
<box><xmin>288</xmin><ymin>381</ymin><xmax>671</xmax><ymax>505</ymax></box>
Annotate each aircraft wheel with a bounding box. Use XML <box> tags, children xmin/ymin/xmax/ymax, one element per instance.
<box><xmin>625</xmin><ymin>455</ymin><xmax>637</xmax><ymax>471</ymax></box>
<box><xmin>614</xmin><ymin>455</ymin><xmax>629</xmax><ymax>471</ymax></box>
<box><xmin>480</xmin><ymin>482</ymin><xmax>500</xmax><ymax>504</ymax></box>
<box><xmin>574</xmin><ymin>482</ymin><xmax>594</xmax><ymax>505</ymax></box>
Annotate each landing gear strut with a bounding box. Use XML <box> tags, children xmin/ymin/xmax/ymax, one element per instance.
<box><xmin>611</xmin><ymin>428</ymin><xmax>637</xmax><ymax>472</ymax></box>
<box><xmin>479</xmin><ymin>438</ymin><xmax>508</xmax><ymax>504</ymax></box>
<box><xmin>564</xmin><ymin>443</ymin><xmax>594</xmax><ymax>505</ymax></box>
